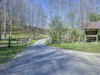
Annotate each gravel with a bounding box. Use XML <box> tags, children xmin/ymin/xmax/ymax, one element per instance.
<box><xmin>0</xmin><ymin>39</ymin><xmax>100</xmax><ymax>75</ymax></box>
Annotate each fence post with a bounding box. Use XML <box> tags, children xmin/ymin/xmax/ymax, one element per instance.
<box><xmin>28</xmin><ymin>38</ymin><xmax>30</xmax><ymax>44</ymax></box>
<box><xmin>30</xmin><ymin>38</ymin><xmax>32</xmax><ymax>43</ymax></box>
<box><xmin>36</xmin><ymin>32</ymin><xmax>37</xmax><ymax>40</ymax></box>
<box><xmin>29</xmin><ymin>38</ymin><xmax>31</xmax><ymax>44</ymax></box>
<box><xmin>22</xmin><ymin>39</ymin><xmax>23</xmax><ymax>46</ymax></box>
<box><xmin>25</xmin><ymin>38</ymin><xmax>27</xmax><ymax>45</ymax></box>
<box><xmin>9</xmin><ymin>37</ymin><xmax>11</xmax><ymax>46</ymax></box>
<box><xmin>17</xmin><ymin>38</ymin><xmax>18</xmax><ymax>46</ymax></box>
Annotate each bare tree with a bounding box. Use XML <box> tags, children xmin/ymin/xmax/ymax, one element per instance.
<box><xmin>0</xmin><ymin>0</ymin><xmax>2</xmax><ymax>39</ymax></box>
<box><xmin>90</xmin><ymin>0</ymin><xmax>98</xmax><ymax>14</ymax></box>
<box><xmin>4</xmin><ymin>0</ymin><xmax>7</xmax><ymax>39</ymax></box>
<box><xmin>59</xmin><ymin>0</ymin><xmax>61</xmax><ymax>20</ymax></box>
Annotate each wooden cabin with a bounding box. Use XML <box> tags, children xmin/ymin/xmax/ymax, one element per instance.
<box><xmin>83</xmin><ymin>22</ymin><xmax>100</xmax><ymax>42</ymax></box>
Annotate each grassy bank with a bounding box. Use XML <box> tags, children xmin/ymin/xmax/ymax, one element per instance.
<box><xmin>0</xmin><ymin>39</ymin><xmax>41</xmax><ymax>63</ymax></box>
<box><xmin>0</xmin><ymin>33</ymin><xmax>46</xmax><ymax>47</ymax></box>
<box><xmin>1</xmin><ymin>33</ymin><xmax>46</xmax><ymax>39</ymax></box>
<box><xmin>45</xmin><ymin>42</ymin><xmax>100</xmax><ymax>53</ymax></box>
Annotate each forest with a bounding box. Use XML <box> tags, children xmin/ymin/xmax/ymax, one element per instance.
<box><xmin>44</xmin><ymin>0</ymin><xmax>100</xmax><ymax>53</ymax></box>
<box><xmin>0</xmin><ymin>0</ymin><xmax>100</xmax><ymax>48</ymax></box>
<box><xmin>0</xmin><ymin>0</ymin><xmax>100</xmax><ymax>41</ymax></box>
<box><xmin>44</xmin><ymin>0</ymin><xmax>100</xmax><ymax>43</ymax></box>
<box><xmin>0</xmin><ymin>0</ymin><xmax>47</xmax><ymax>40</ymax></box>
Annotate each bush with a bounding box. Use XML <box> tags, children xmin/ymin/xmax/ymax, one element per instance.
<box><xmin>69</xmin><ymin>29</ymin><xmax>79</xmax><ymax>42</ymax></box>
<box><xmin>48</xmin><ymin>16</ymin><xmax>67</xmax><ymax>43</ymax></box>
<box><xmin>12</xmin><ymin>51</ymin><xmax>16</xmax><ymax>54</ymax></box>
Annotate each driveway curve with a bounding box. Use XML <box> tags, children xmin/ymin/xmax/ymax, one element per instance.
<box><xmin>0</xmin><ymin>39</ymin><xmax>100</xmax><ymax>75</ymax></box>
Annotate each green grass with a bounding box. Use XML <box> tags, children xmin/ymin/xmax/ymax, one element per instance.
<box><xmin>0</xmin><ymin>39</ymin><xmax>42</xmax><ymax>63</ymax></box>
<box><xmin>1</xmin><ymin>33</ymin><xmax>46</xmax><ymax>39</ymax></box>
<box><xmin>0</xmin><ymin>33</ymin><xmax>46</xmax><ymax>47</ymax></box>
<box><xmin>44</xmin><ymin>42</ymin><xmax>100</xmax><ymax>53</ymax></box>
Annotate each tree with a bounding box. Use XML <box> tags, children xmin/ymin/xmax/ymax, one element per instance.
<box><xmin>45</xmin><ymin>0</ymin><xmax>53</xmax><ymax>23</ymax></box>
<box><xmin>0</xmin><ymin>0</ymin><xmax>47</xmax><ymax>40</ymax></box>
<box><xmin>4</xmin><ymin>0</ymin><xmax>7</xmax><ymax>39</ymax></box>
<box><xmin>68</xmin><ymin>12</ymin><xmax>75</xmax><ymax>28</ymax></box>
<box><xmin>0</xmin><ymin>0</ymin><xmax>2</xmax><ymax>39</ymax></box>
<box><xmin>90</xmin><ymin>0</ymin><xmax>98</xmax><ymax>14</ymax></box>
<box><xmin>70</xmin><ymin>29</ymin><xmax>79</xmax><ymax>42</ymax></box>
<box><xmin>48</xmin><ymin>16</ymin><xmax>63</xmax><ymax>42</ymax></box>
<box><xmin>89</xmin><ymin>13</ymin><xmax>100</xmax><ymax>22</ymax></box>
<box><xmin>59</xmin><ymin>0</ymin><xmax>61</xmax><ymax>20</ymax></box>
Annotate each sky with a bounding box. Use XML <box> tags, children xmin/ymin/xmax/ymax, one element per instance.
<box><xmin>28</xmin><ymin>0</ymin><xmax>100</xmax><ymax>16</ymax></box>
<box><xmin>39</xmin><ymin>0</ymin><xmax>79</xmax><ymax>13</ymax></box>
<box><xmin>27</xmin><ymin>0</ymin><xmax>100</xmax><ymax>27</ymax></box>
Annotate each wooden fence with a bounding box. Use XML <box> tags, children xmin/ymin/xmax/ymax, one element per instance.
<box><xmin>0</xmin><ymin>37</ymin><xmax>32</xmax><ymax>47</ymax></box>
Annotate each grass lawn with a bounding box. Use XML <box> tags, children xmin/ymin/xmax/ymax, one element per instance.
<box><xmin>45</xmin><ymin>42</ymin><xmax>100</xmax><ymax>53</ymax></box>
<box><xmin>0</xmin><ymin>39</ymin><xmax>42</xmax><ymax>63</ymax></box>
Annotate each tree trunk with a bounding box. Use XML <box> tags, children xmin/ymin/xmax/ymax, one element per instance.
<box><xmin>59</xmin><ymin>0</ymin><xmax>61</xmax><ymax>20</ymax></box>
<box><xmin>90</xmin><ymin>0</ymin><xmax>98</xmax><ymax>14</ymax></box>
<box><xmin>0</xmin><ymin>22</ymin><xmax>1</xmax><ymax>40</ymax></box>
<box><xmin>10</xmin><ymin>19</ymin><xmax>12</xmax><ymax>38</ymax></box>
<box><xmin>59</xmin><ymin>0</ymin><xmax>61</xmax><ymax>39</ymax></box>
<box><xmin>78</xmin><ymin>31</ymin><xmax>83</xmax><ymax>43</ymax></box>
<box><xmin>4</xmin><ymin>0</ymin><xmax>7</xmax><ymax>39</ymax></box>
<box><xmin>77</xmin><ymin>0</ymin><xmax>80</xmax><ymax>27</ymax></box>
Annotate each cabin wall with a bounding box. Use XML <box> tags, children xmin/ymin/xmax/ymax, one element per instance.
<box><xmin>85</xmin><ymin>29</ymin><xmax>98</xmax><ymax>42</ymax></box>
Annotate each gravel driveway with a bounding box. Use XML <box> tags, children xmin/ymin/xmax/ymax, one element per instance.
<box><xmin>0</xmin><ymin>39</ymin><xmax>100</xmax><ymax>75</ymax></box>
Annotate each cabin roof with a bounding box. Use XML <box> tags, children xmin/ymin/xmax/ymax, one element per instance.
<box><xmin>83</xmin><ymin>22</ymin><xmax>100</xmax><ymax>30</ymax></box>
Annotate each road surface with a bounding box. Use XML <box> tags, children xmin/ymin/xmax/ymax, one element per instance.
<box><xmin>0</xmin><ymin>39</ymin><xmax>100</xmax><ymax>75</ymax></box>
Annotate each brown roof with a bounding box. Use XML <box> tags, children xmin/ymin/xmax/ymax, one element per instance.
<box><xmin>83</xmin><ymin>22</ymin><xmax>100</xmax><ymax>29</ymax></box>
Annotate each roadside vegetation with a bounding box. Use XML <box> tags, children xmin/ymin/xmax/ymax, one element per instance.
<box><xmin>45</xmin><ymin>42</ymin><xmax>100</xmax><ymax>53</ymax></box>
<box><xmin>0</xmin><ymin>39</ymin><xmax>42</xmax><ymax>63</ymax></box>
<box><xmin>45</xmin><ymin>14</ymin><xmax>100</xmax><ymax>53</ymax></box>
<box><xmin>0</xmin><ymin>23</ymin><xmax>46</xmax><ymax>48</ymax></box>
<box><xmin>0</xmin><ymin>23</ymin><xmax>46</xmax><ymax>63</ymax></box>
<box><xmin>0</xmin><ymin>33</ymin><xmax>46</xmax><ymax>47</ymax></box>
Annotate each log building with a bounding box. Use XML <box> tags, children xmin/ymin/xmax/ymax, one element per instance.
<box><xmin>83</xmin><ymin>22</ymin><xmax>100</xmax><ymax>42</ymax></box>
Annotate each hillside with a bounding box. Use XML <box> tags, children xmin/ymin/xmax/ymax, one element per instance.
<box><xmin>0</xmin><ymin>24</ymin><xmax>46</xmax><ymax>39</ymax></box>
